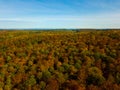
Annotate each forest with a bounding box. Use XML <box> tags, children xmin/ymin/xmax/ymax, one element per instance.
<box><xmin>0</xmin><ymin>30</ymin><xmax>120</xmax><ymax>90</ymax></box>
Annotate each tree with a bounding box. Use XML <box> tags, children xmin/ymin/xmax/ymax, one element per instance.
<box><xmin>86</xmin><ymin>67</ymin><xmax>105</xmax><ymax>85</ymax></box>
<box><xmin>42</xmin><ymin>70</ymin><xmax>51</xmax><ymax>81</ymax></box>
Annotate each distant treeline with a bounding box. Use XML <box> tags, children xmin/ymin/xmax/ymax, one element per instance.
<box><xmin>0</xmin><ymin>29</ymin><xmax>120</xmax><ymax>31</ymax></box>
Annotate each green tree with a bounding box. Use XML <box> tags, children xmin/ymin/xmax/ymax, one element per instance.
<box><xmin>42</xmin><ymin>70</ymin><xmax>51</xmax><ymax>81</ymax></box>
<box><xmin>86</xmin><ymin>67</ymin><xmax>105</xmax><ymax>85</ymax></box>
<box><xmin>25</xmin><ymin>75</ymin><xmax>36</xmax><ymax>86</ymax></box>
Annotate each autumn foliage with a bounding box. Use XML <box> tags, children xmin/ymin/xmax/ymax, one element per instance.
<box><xmin>0</xmin><ymin>30</ymin><xmax>120</xmax><ymax>90</ymax></box>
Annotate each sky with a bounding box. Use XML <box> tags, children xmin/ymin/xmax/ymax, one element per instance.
<box><xmin>0</xmin><ymin>0</ymin><xmax>120</xmax><ymax>29</ymax></box>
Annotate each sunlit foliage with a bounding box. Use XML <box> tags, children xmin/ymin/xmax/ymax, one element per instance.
<box><xmin>0</xmin><ymin>30</ymin><xmax>120</xmax><ymax>90</ymax></box>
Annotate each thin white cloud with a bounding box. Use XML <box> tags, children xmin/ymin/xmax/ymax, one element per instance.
<box><xmin>0</xmin><ymin>12</ymin><xmax>120</xmax><ymax>22</ymax></box>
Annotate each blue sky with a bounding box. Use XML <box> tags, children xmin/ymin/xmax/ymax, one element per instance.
<box><xmin>0</xmin><ymin>0</ymin><xmax>120</xmax><ymax>29</ymax></box>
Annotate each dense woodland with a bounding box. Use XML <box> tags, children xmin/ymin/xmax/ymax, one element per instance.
<box><xmin>0</xmin><ymin>30</ymin><xmax>120</xmax><ymax>90</ymax></box>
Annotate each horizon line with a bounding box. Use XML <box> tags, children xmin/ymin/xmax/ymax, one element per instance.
<box><xmin>0</xmin><ymin>28</ymin><xmax>120</xmax><ymax>30</ymax></box>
